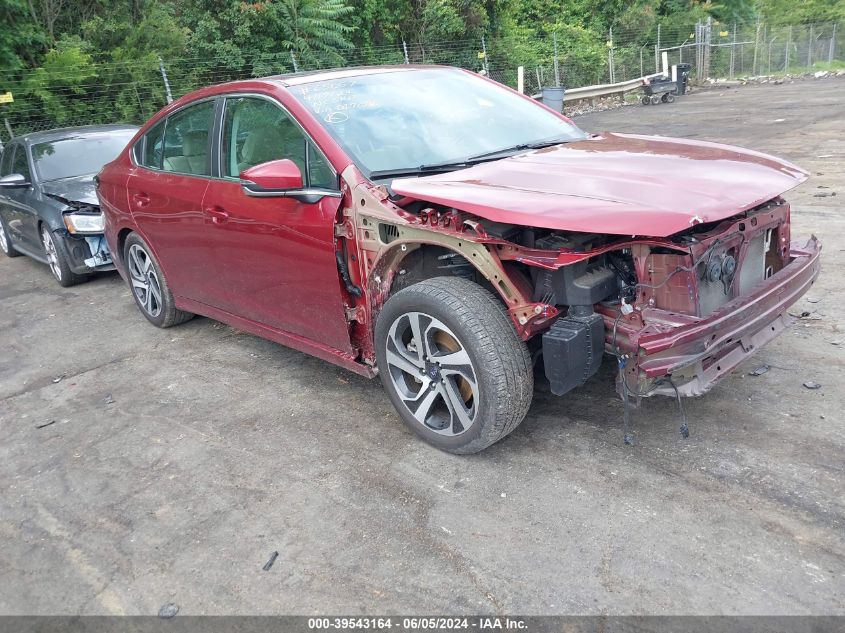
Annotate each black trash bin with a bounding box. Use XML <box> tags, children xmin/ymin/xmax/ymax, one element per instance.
<box><xmin>673</xmin><ymin>63</ymin><xmax>692</xmax><ymax>95</ymax></box>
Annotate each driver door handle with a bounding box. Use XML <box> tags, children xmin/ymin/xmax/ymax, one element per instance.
<box><xmin>204</xmin><ymin>206</ymin><xmax>229</xmax><ymax>225</ymax></box>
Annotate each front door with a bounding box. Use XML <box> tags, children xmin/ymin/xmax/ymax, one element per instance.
<box><xmin>201</xmin><ymin>95</ymin><xmax>352</xmax><ymax>354</ymax></box>
<box><xmin>1</xmin><ymin>144</ymin><xmax>40</xmax><ymax>250</ymax></box>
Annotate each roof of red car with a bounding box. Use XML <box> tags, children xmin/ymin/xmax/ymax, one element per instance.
<box><xmin>268</xmin><ymin>65</ymin><xmax>438</xmax><ymax>86</ymax></box>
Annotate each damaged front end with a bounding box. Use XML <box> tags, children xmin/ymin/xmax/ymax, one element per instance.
<box><xmin>602</xmin><ymin>201</ymin><xmax>821</xmax><ymax>400</ymax></box>
<box><xmin>497</xmin><ymin>197</ymin><xmax>821</xmax><ymax>400</ymax></box>
<box><xmin>340</xmin><ymin>166</ymin><xmax>820</xmax><ymax>405</ymax></box>
<box><xmin>47</xmin><ymin>193</ymin><xmax>114</xmax><ymax>272</ymax></box>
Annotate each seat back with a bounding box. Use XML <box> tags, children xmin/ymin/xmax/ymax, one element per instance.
<box><xmin>164</xmin><ymin>130</ymin><xmax>208</xmax><ymax>175</ymax></box>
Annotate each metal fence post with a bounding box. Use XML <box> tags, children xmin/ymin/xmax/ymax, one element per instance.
<box><xmin>553</xmin><ymin>33</ymin><xmax>560</xmax><ymax>87</ymax></box>
<box><xmin>402</xmin><ymin>40</ymin><xmax>409</xmax><ymax>64</ymax></box>
<box><xmin>730</xmin><ymin>23</ymin><xmax>736</xmax><ymax>78</ymax></box>
<box><xmin>158</xmin><ymin>56</ymin><xmax>173</xmax><ymax>104</ymax></box>
<box><xmin>752</xmin><ymin>18</ymin><xmax>760</xmax><ymax>76</ymax></box>
<box><xmin>695</xmin><ymin>21</ymin><xmax>702</xmax><ymax>82</ymax></box>
<box><xmin>290</xmin><ymin>50</ymin><xmax>299</xmax><ymax>73</ymax></box>
<box><xmin>785</xmin><ymin>25</ymin><xmax>792</xmax><ymax>70</ymax></box>
<box><xmin>655</xmin><ymin>24</ymin><xmax>661</xmax><ymax>73</ymax></box>
<box><xmin>481</xmin><ymin>35</ymin><xmax>490</xmax><ymax>74</ymax></box>
<box><xmin>608</xmin><ymin>27</ymin><xmax>615</xmax><ymax>83</ymax></box>
<box><xmin>808</xmin><ymin>23</ymin><xmax>814</xmax><ymax>69</ymax></box>
<box><xmin>517</xmin><ymin>66</ymin><xmax>524</xmax><ymax>93</ymax></box>
<box><xmin>830</xmin><ymin>23</ymin><xmax>837</xmax><ymax>62</ymax></box>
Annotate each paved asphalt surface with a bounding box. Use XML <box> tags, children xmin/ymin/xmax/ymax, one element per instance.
<box><xmin>1</xmin><ymin>78</ymin><xmax>843</xmax><ymax>615</ymax></box>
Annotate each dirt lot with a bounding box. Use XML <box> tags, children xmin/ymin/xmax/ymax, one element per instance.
<box><xmin>1</xmin><ymin>79</ymin><xmax>843</xmax><ymax>616</ymax></box>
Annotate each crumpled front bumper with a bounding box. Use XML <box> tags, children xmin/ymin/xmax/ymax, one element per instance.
<box><xmin>65</xmin><ymin>232</ymin><xmax>115</xmax><ymax>274</ymax></box>
<box><xmin>623</xmin><ymin>236</ymin><xmax>821</xmax><ymax>397</ymax></box>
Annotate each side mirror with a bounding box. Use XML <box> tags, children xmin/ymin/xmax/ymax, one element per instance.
<box><xmin>0</xmin><ymin>173</ymin><xmax>30</xmax><ymax>188</ymax></box>
<box><xmin>240</xmin><ymin>159</ymin><xmax>303</xmax><ymax>197</ymax></box>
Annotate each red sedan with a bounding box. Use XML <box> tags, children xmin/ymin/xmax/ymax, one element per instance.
<box><xmin>97</xmin><ymin>66</ymin><xmax>820</xmax><ymax>453</ymax></box>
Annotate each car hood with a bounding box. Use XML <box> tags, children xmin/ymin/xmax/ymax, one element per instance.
<box><xmin>41</xmin><ymin>174</ymin><xmax>99</xmax><ymax>208</ymax></box>
<box><xmin>390</xmin><ymin>133</ymin><xmax>808</xmax><ymax>237</ymax></box>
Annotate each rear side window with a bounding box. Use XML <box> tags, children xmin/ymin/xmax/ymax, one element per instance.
<box><xmin>161</xmin><ymin>101</ymin><xmax>215</xmax><ymax>176</ymax></box>
<box><xmin>138</xmin><ymin>121</ymin><xmax>165</xmax><ymax>170</ymax></box>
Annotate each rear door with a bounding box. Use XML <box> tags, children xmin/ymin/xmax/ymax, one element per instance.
<box><xmin>201</xmin><ymin>94</ymin><xmax>352</xmax><ymax>353</ymax></box>
<box><xmin>126</xmin><ymin>99</ymin><xmax>226</xmax><ymax>308</ymax></box>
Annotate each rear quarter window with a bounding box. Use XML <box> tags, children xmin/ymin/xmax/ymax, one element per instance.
<box><xmin>136</xmin><ymin>120</ymin><xmax>166</xmax><ymax>170</ymax></box>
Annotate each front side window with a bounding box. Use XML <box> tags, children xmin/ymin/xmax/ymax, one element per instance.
<box><xmin>161</xmin><ymin>100</ymin><xmax>215</xmax><ymax>176</ymax></box>
<box><xmin>0</xmin><ymin>145</ymin><xmax>14</xmax><ymax>176</ymax></box>
<box><xmin>32</xmin><ymin>131</ymin><xmax>135</xmax><ymax>181</ymax></box>
<box><xmin>11</xmin><ymin>145</ymin><xmax>31</xmax><ymax>181</ymax></box>
<box><xmin>290</xmin><ymin>68</ymin><xmax>587</xmax><ymax>176</ymax></box>
<box><xmin>221</xmin><ymin>96</ymin><xmax>335</xmax><ymax>188</ymax></box>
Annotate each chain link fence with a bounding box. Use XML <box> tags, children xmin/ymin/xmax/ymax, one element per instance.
<box><xmin>0</xmin><ymin>20</ymin><xmax>841</xmax><ymax>139</ymax></box>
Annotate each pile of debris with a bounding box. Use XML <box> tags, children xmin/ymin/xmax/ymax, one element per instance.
<box><xmin>707</xmin><ymin>69</ymin><xmax>845</xmax><ymax>86</ymax></box>
<box><xmin>566</xmin><ymin>95</ymin><xmax>636</xmax><ymax>117</ymax></box>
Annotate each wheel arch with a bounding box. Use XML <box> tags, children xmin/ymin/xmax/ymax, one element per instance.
<box><xmin>369</xmin><ymin>237</ymin><xmax>528</xmax><ymax>316</ymax></box>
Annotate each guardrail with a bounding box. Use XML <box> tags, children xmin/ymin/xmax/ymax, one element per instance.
<box><xmin>532</xmin><ymin>72</ymin><xmax>664</xmax><ymax>103</ymax></box>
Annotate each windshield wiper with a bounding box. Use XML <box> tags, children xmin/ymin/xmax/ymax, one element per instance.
<box><xmin>465</xmin><ymin>136</ymin><xmax>575</xmax><ymax>163</ymax></box>
<box><xmin>369</xmin><ymin>162</ymin><xmax>471</xmax><ymax>180</ymax></box>
<box><xmin>369</xmin><ymin>136</ymin><xmax>576</xmax><ymax>180</ymax></box>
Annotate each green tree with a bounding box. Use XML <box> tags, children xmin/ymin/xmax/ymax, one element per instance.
<box><xmin>272</xmin><ymin>0</ymin><xmax>355</xmax><ymax>67</ymax></box>
<box><xmin>755</xmin><ymin>0</ymin><xmax>845</xmax><ymax>25</ymax></box>
<box><xmin>0</xmin><ymin>0</ymin><xmax>45</xmax><ymax>68</ymax></box>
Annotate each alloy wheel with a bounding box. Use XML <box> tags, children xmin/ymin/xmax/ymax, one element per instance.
<box><xmin>127</xmin><ymin>243</ymin><xmax>163</xmax><ymax>318</ymax></box>
<box><xmin>0</xmin><ymin>222</ymin><xmax>8</xmax><ymax>253</ymax></box>
<box><xmin>384</xmin><ymin>311</ymin><xmax>478</xmax><ymax>436</ymax></box>
<box><xmin>41</xmin><ymin>227</ymin><xmax>62</xmax><ymax>281</ymax></box>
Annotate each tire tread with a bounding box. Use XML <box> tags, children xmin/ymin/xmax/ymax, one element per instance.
<box><xmin>378</xmin><ymin>276</ymin><xmax>533</xmax><ymax>454</ymax></box>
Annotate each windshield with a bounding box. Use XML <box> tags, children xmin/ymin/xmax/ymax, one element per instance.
<box><xmin>290</xmin><ymin>68</ymin><xmax>586</xmax><ymax>176</ymax></box>
<box><xmin>32</xmin><ymin>131</ymin><xmax>136</xmax><ymax>181</ymax></box>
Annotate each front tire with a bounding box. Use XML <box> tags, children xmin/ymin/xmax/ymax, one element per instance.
<box><xmin>123</xmin><ymin>232</ymin><xmax>193</xmax><ymax>328</ymax></box>
<box><xmin>375</xmin><ymin>277</ymin><xmax>533</xmax><ymax>454</ymax></box>
<box><xmin>41</xmin><ymin>225</ymin><xmax>86</xmax><ymax>287</ymax></box>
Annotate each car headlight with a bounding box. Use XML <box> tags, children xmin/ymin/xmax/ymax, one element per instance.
<box><xmin>63</xmin><ymin>212</ymin><xmax>105</xmax><ymax>234</ymax></box>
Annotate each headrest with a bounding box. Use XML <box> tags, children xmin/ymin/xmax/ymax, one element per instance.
<box><xmin>182</xmin><ymin>130</ymin><xmax>207</xmax><ymax>156</ymax></box>
<box><xmin>241</xmin><ymin>127</ymin><xmax>287</xmax><ymax>165</ymax></box>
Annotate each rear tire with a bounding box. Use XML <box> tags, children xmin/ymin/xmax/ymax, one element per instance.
<box><xmin>41</xmin><ymin>225</ymin><xmax>87</xmax><ymax>287</ymax></box>
<box><xmin>375</xmin><ymin>277</ymin><xmax>533</xmax><ymax>454</ymax></box>
<box><xmin>123</xmin><ymin>232</ymin><xmax>193</xmax><ymax>328</ymax></box>
<box><xmin>641</xmin><ymin>96</ymin><xmax>650</xmax><ymax>105</ymax></box>
<box><xmin>0</xmin><ymin>216</ymin><xmax>21</xmax><ymax>258</ymax></box>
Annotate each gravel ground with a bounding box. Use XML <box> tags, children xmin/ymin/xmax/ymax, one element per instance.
<box><xmin>1</xmin><ymin>78</ymin><xmax>843</xmax><ymax>616</ymax></box>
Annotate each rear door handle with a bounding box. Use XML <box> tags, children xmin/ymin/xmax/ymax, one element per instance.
<box><xmin>132</xmin><ymin>193</ymin><xmax>151</xmax><ymax>208</ymax></box>
<box><xmin>204</xmin><ymin>206</ymin><xmax>229</xmax><ymax>224</ymax></box>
